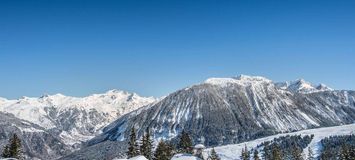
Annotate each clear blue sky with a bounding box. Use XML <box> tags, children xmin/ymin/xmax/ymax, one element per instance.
<box><xmin>0</xmin><ymin>0</ymin><xmax>354</xmax><ymax>99</ymax></box>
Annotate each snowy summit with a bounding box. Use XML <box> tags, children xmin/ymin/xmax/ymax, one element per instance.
<box><xmin>204</xmin><ymin>75</ymin><xmax>272</xmax><ymax>87</ymax></box>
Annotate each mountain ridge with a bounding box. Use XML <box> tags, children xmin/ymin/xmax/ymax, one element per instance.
<box><xmin>1</xmin><ymin>75</ymin><xmax>354</xmax><ymax>159</ymax></box>
<box><xmin>0</xmin><ymin>89</ymin><xmax>156</xmax><ymax>146</ymax></box>
<box><xmin>87</xmin><ymin>75</ymin><xmax>355</xmax><ymax>148</ymax></box>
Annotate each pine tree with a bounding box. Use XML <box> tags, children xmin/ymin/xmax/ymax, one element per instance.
<box><xmin>291</xmin><ymin>145</ymin><xmax>303</xmax><ymax>160</ymax></box>
<box><xmin>140</xmin><ymin>128</ymin><xmax>153</xmax><ymax>160</ymax></box>
<box><xmin>154</xmin><ymin>140</ymin><xmax>173</xmax><ymax>160</ymax></box>
<box><xmin>127</xmin><ymin>127</ymin><xmax>139</xmax><ymax>158</ymax></box>
<box><xmin>307</xmin><ymin>147</ymin><xmax>315</xmax><ymax>160</ymax></box>
<box><xmin>241</xmin><ymin>148</ymin><xmax>245</xmax><ymax>160</ymax></box>
<box><xmin>177</xmin><ymin>130</ymin><xmax>193</xmax><ymax>154</ymax></box>
<box><xmin>209</xmin><ymin>148</ymin><xmax>220</xmax><ymax>160</ymax></box>
<box><xmin>241</xmin><ymin>145</ymin><xmax>250</xmax><ymax>160</ymax></box>
<box><xmin>271</xmin><ymin>144</ymin><xmax>282</xmax><ymax>160</ymax></box>
<box><xmin>2</xmin><ymin>134</ymin><xmax>22</xmax><ymax>159</ymax></box>
<box><xmin>253</xmin><ymin>149</ymin><xmax>260</xmax><ymax>160</ymax></box>
<box><xmin>262</xmin><ymin>143</ymin><xmax>271</xmax><ymax>160</ymax></box>
<box><xmin>245</xmin><ymin>145</ymin><xmax>250</xmax><ymax>160</ymax></box>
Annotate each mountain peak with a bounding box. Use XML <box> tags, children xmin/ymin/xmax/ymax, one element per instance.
<box><xmin>316</xmin><ymin>83</ymin><xmax>333</xmax><ymax>91</ymax></box>
<box><xmin>275</xmin><ymin>79</ymin><xmax>333</xmax><ymax>93</ymax></box>
<box><xmin>106</xmin><ymin>89</ymin><xmax>127</xmax><ymax>94</ymax></box>
<box><xmin>40</xmin><ymin>93</ymin><xmax>66</xmax><ymax>99</ymax></box>
<box><xmin>204</xmin><ymin>75</ymin><xmax>333</xmax><ymax>94</ymax></box>
<box><xmin>204</xmin><ymin>75</ymin><xmax>272</xmax><ymax>87</ymax></box>
<box><xmin>234</xmin><ymin>74</ymin><xmax>272</xmax><ymax>82</ymax></box>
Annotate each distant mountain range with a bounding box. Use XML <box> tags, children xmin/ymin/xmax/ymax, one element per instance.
<box><xmin>1</xmin><ymin>75</ymin><xmax>354</xmax><ymax>159</ymax></box>
<box><xmin>84</xmin><ymin>75</ymin><xmax>354</xmax><ymax>159</ymax></box>
<box><xmin>0</xmin><ymin>90</ymin><xmax>155</xmax><ymax>159</ymax></box>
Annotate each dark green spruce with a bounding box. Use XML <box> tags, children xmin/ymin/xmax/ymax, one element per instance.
<box><xmin>253</xmin><ymin>149</ymin><xmax>260</xmax><ymax>160</ymax></box>
<box><xmin>208</xmin><ymin>148</ymin><xmax>221</xmax><ymax>160</ymax></box>
<box><xmin>1</xmin><ymin>134</ymin><xmax>22</xmax><ymax>159</ymax></box>
<box><xmin>241</xmin><ymin>145</ymin><xmax>250</xmax><ymax>160</ymax></box>
<box><xmin>177</xmin><ymin>130</ymin><xmax>193</xmax><ymax>154</ymax></box>
<box><xmin>127</xmin><ymin>127</ymin><xmax>140</xmax><ymax>158</ymax></box>
<box><xmin>154</xmin><ymin>140</ymin><xmax>174</xmax><ymax>160</ymax></box>
<box><xmin>140</xmin><ymin>128</ymin><xmax>153</xmax><ymax>160</ymax></box>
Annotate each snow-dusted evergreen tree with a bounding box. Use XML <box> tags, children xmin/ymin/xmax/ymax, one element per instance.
<box><xmin>262</xmin><ymin>142</ymin><xmax>271</xmax><ymax>160</ymax></box>
<box><xmin>154</xmin><ymin>140</ymin><xmax>173</xmax><ymax>160</ymax></box>
<box><xmin>140</xmin><ymin>128</ymin><xmax>153</xmax><ymax>160</ymax></box>
<box><xmin>1</xmin><ymin>134</ymin><xmax>22</xmax><ymax>159</ymax></box>
<box><xmin>253</xmin><ymin>149</ymin><xmax>260</xmax><ymax>160</ymax></box>
<box><xmin>291</xmin><ymin>144</ymin><xmax>303</xmax><ymax>160</ymax></box>
<box><xmin>271</xmin><ymin>144</ymin><xmax>282</xmax><ymax>160</ymax></box>
<box><xmin>177</xmin><ymin>130</ymin><xmax>193</xmax><ymax>154</ymax></box>
<box><xmin>241</xmin><ymin>145</ymin><xmax>250</xmax><ymax>160</ymax></box>
<box><xmin>127</xmin><ymin>127</ymin><xmax>139</xmax><ymax>158</ymax></box>
<box><xmin>208</xmin><ymin>148</ymin><xmax>220</xmax><ymax>160</ymax></box>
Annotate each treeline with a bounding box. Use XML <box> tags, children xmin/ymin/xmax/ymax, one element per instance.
<box><xmin>241</xmin><ymin>135</ymin><xmax>314</xmax><ymax>160</ymax></box>
<box><xmin>126</xmin><ymin>127</ymin><xmax>220</xmax><ymax>160</ymax></box>
<box><xmin>320</xmin><ymin>135</ymin><xmax>355</xmax><ymax>160</ymax></box>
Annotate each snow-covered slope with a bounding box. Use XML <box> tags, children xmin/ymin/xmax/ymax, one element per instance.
<box><xmin>88</xmin><ymin>75</ymin><xmax>355</xmax><ymax>147</ymax></box>
<box><xmin>205</xmin><ymin>124</ymin><xmax>355</xmax><ymax>160</ymax></box>
<box><xmin>113</xmin><ymin>155</ymin><xmax>149</xmax><ymax>160</ymax></box>
<box><xmin>0</xmin><ymin>90</ymin><xmax>156</xmax><ymax>145</ymax></box>
<box><xmin>171</xmin><ymin>154</ymin><xmax>201</xmax><ymax>160</ymax></box>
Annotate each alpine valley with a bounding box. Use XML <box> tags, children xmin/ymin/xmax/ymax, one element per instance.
<box><xmin>1</xmin><ymin>75</ymin><xmax>355</xmax><ymax>159</ymax></box>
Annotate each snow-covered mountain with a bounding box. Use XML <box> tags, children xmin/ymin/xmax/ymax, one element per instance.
<box><xmin>275</xmin><ymin>78</ymin><xmax>333</xmax><ymax>93</ymax></box>
<box><xmin>88</xmin><ymin>75</ymin><xmax>355</xmax><ymax>148</ymax></box>
<box><xmin>0</xmin><ymin>90</ymin><xmax>156</xmax><ymax>145</ymax></box>
<box><xmin>0</xmin><ymin>112</ymin><xmax>71</xmax><ymax>159</ymax></box>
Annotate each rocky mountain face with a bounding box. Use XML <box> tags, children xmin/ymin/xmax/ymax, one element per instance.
<box><xmin>0</xmin><ymin>90</ymin><xmax>156</xmax><ymax>146</ymax></box>
<box><xmin>0</xmin><ymin>112</ymin><xmax>70</xmax><ymax>160</ymax></box>
<box><xmin>88</xmin><ymin>75</ymin><xmax>355</xmax><ymax>148</ymax></box>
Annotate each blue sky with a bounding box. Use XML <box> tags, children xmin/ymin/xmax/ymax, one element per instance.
<box><xmin>0</xmin><ymin>0</ymin><xmax>354</xmax><ymax>99</ymax></box>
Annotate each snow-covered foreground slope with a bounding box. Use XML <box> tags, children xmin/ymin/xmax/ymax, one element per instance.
<box><xmin>113</xmin><ymin>155</ymin><xmax>148</xmax><ymax>160</ymax></box>
<box><xmin>171</xmin><ymin>154</ymin><xmax>201</xmax><ymax>160</ymax></box>
<box><xmin>112</xmin><ymin>154</ymin><xmax>200</xmax><ymax>160</ymax></box>
<box><xmin>0</xmin><ymin>90</ymin><xmax>156</xmax><ymax>145</ymax></box>
<box><xmin>206</xmin><ymin>124</ymin><xmax>355</xmax><ymax>160</ymax></box>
